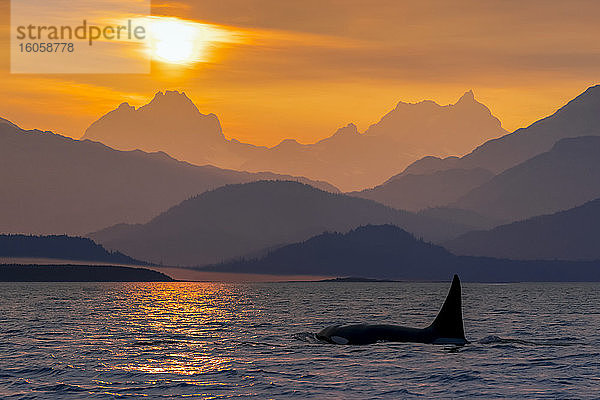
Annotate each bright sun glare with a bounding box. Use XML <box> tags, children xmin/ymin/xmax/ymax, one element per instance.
<box><xmin>144</xmin><ymin>17</ymin><xmax>234</xmax><ymax>65</ymax></box>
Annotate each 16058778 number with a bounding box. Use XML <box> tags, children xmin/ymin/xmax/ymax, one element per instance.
<box><xmin>19</xmin><ymin>42</ymin><xmax>74</xmax><ymax>52</ymax></box>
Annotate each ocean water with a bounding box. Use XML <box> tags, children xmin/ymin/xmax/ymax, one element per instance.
<box><xmin>1</xmin><ymin>282</ymin><xmax>600</xmax><ymax>399</ymax></box>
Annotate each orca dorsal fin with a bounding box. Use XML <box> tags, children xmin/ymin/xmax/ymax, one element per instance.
<box><xmin>429</xmin><ymin>274</ymin><xmax>466</xmax><ymax>341</ymax></box>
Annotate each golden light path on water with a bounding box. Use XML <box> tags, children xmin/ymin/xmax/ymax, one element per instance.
<box><xmin>102</xmin><ymin>283</ymin><xmax>237</xmax><ymax>378</ymax></box>
<box><xmin>2</xmin><ymin>282</ymin><xmax>600</xmax><ymax>397</ymax></box>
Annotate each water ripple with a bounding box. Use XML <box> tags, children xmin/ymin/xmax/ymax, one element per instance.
<box><xmin>1</xmin><ymin>282</ymin><xmax>600</xmax><ymax>398</ymax></box>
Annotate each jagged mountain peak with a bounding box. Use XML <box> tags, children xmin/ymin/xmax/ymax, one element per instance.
<box><xmin>83</xmin><ymin>88</ymin><xmax>507</xmax><ymax>190</ymax></box>
<box><xmin>392</xmin><ymin>91</ymin><xmax>477</xmax><ymax>110</ymax></box>
<box><xmin>332</xmin><ymin>123</ymin><xmax>359</xmax><ymax>137</ymax></box>
<box><xmin>456</xmin><ymin>90</ymin><xmax>475</xmax><ymax>105</ymax></box>
<box><xmin>82</xmin><ymin>90</ymin><xmax>226</xmax><ymax>156</ymax></box>
<box><xmin>140</xmin><ymin>90</ymin><xmax>200</xmax><ymax>113</ymax></box>
<box><xmin>394</xmin><ymin>99</ymin><xmax>440</xmax><ymax>110</ymax></box>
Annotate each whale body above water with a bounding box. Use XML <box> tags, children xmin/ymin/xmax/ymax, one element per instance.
<box><xmin>317</xmin><ymin>274</ymin><xmax>468</xmax><ymax>345</ymax></box>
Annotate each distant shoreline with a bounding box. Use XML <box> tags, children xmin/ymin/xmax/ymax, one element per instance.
<box><xmin>314</xmin><ymin>277</ymin><xmax>400</xmax><ymax>283</ymax></box>
<box><xmin>0</xmin><ymin>264</ymin><xmax>174</xmax><ymax>282</ymax></box>
<box><xmin>3</xmin><ymin>264</ymin><xmax>600</xmax><ymax>284</ymax></box>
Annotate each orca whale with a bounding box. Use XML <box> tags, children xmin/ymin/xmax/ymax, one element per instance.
<box><xmin>316</xmin><ymin>274</ymin><xmax>468</xmax><ymax>345</ymax></box>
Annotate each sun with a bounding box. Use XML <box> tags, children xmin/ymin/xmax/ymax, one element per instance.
<box><xmin>125</xmin><ymin>16</ymin><xmax>242</xmax><ymax>66</ymax></box>
<box><xmin>146</xmin><ymin>18</ymin><xmax>205</xmax><ymax>65</ymax></box>
<box><xmin>144</xmin><ymin>17</ymin><xmax>236</xmax><ymax>66</ymax></box>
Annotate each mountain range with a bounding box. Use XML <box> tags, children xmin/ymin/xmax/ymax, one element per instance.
<box><xmin>4</xmin><ymin>84</ymin><xmax>600</xmax><ymax>279</ymax></box>
<box><xmin>451</xmin><ymin>136</ymin><xmax>600</xmax><ymax>221</ymax></box>
<box><xmin>0</xmin><ymin>117</ymin><xmax>335</xmax><ymax>235</ymax></box>
<box><xmin>352</xmin><ymin>85</ymin><xmax>600</xmax><ymax>220</ymax></box>
<box><xmin>402</xmin><ymin>84</ymin><xmax>600</xmax><ymax>176</ymax></box>
<box><xmin>203</xmin><ymin>224</ymin><xmax>600</xmax><ymax>282</ymax></box>
<box><xmin>83</xmin><ymin>90</ymin><xmax>507</xmax><ymax>191</ymax></box>
<box><xmin>89</xmin><ymin>181</ymin><xmax>472</xmax><ymax>266</ymax></box>
<box><xmin>445</xmin><ymin>198</ymin><xmax>600</xmax><ymax>261</ymax></box>
<box><xmin>353</xmin><ymin>167</ymin><xmax>494</xmax><ymax>211</ymax></box>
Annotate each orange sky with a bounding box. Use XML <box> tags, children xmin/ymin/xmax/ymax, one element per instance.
<box><xmin>1</xmin><ymin>0</ymin><xmax>599</xmax><ymax>146</ymax></box>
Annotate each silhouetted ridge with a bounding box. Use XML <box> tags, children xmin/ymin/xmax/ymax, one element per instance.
<box><xmin>401</xmin><ymin>84</ymin><xmax>600</xmax><ymax>178</ymax></box>
<box><xmin>0</xmin><ymin>118</ymin><xmax>337</xmax><ymax>234</ymax></box>
<box><xmin>90</xmin><ymin>181</ymin><xmax>471</xmax><ymax>267</ymax></box>
<box><xmin>84</xmin><ymin>90</ymin><xmax>506</xmax><ymax>190</ymax></box>
<box><xmin>456</xmin><ymin>90</ymin><xmax>475</xmax><ymax>104</ymax></box>
<box><xmin>203</xmin><ymin>224</ymin><xmax>600</xmax><ymax>282</ymax></box>
<box><xmin>453</xmin><ymin>136</ymin><xmax>600</xmax><ymax>221</ymax></box>
<box><xmin>445</xmin><ymin>197</ymin><xmax>600</xmax><ymax>260</ymax></box>
<box><xmin>203</xmin><ymin>224</ymin><xmax>454</xmax><ymax>277</ymax></box>
<box><xmin>0</xmin><ymin>117</ymin><xmax>21</xmax><ymax>129</ymax></box>
<box><xmin>0</xmin><ymin>234</ymin><xmax>147</xmax><ymax>264</ymax></box>
<box><xmin>353</xmin><ymin>168</ymin><xmax>494</xmax><ymax>212</ymax></box>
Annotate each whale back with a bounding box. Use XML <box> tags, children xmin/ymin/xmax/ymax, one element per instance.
<box><xmin>428</xmin><ymin>274</ymin><xmax>467</xmax><ymax>343</ymax></box>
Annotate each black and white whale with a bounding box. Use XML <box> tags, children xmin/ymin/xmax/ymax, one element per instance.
<box><xmin>316</xmin><ymin>274</ymin><xmax>468</xmax><ymax>345</ymax></box>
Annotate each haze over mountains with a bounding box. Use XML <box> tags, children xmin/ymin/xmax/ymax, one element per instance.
<box><xmin>239</xmin><ymin>91</ymin><xmax>506</xmax><ymax>190</ymax></box>
<box><xmin>0</xmin><ymin>118</ymin><xmax>335</xmax><ymax>235</ymax></box>
<box><xmin>83</xmin><ymin>91</ymin><xmax>251</xmax><ymax>167</ymax></box>
<box><xmin>452</xmin><ymin>136</ymin><xmax>600</xmax><ymax>221</ymax></box>
<box><xmin>445</xmin><ymin>198</ymin><xmax>600</xmax><ymax>261</ymax></box>
<box><xmin>351</xmin><ymin>85</ymin><xmax>600</xmax><ymax>218</ymax></box>
<box><xmin>83</xmin><ymin>90</ymin><xmax>506</xmax><ymax>191</ymax></box>
<box><xmin>4</xmin><ymin>84</ymin><xmax>600</xmax><ymax>280</ymax></box>
<box><xmin>401</xmin><ymin>85</ymin><xmax>600</xmax><ymax>176</ymax></box>
<box><xmin>82</xmin><ymin>85</ymin><xmax>600</xmax><ymax>220</ymax></box>
<box><xmin>90</xmin><ymin>181</ymin><xmax>472</xmax><ymax>266</ymax></box>
<box><xmin>354</xmin><ymin>168</ymin><xmax>494</xmax><ymax>212</ymax></box>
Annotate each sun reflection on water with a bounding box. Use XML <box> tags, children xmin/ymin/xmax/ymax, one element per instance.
<box><xmin>99</xmin><ymin>282</ymin><xmax>246</xmax><ymax>378</ymax></box>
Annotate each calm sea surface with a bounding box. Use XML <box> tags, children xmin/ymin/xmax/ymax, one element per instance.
<box><xmin>1</xmin><ymin>282</ymin><xmax>600</xmax><ymax>399</ymax></box>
